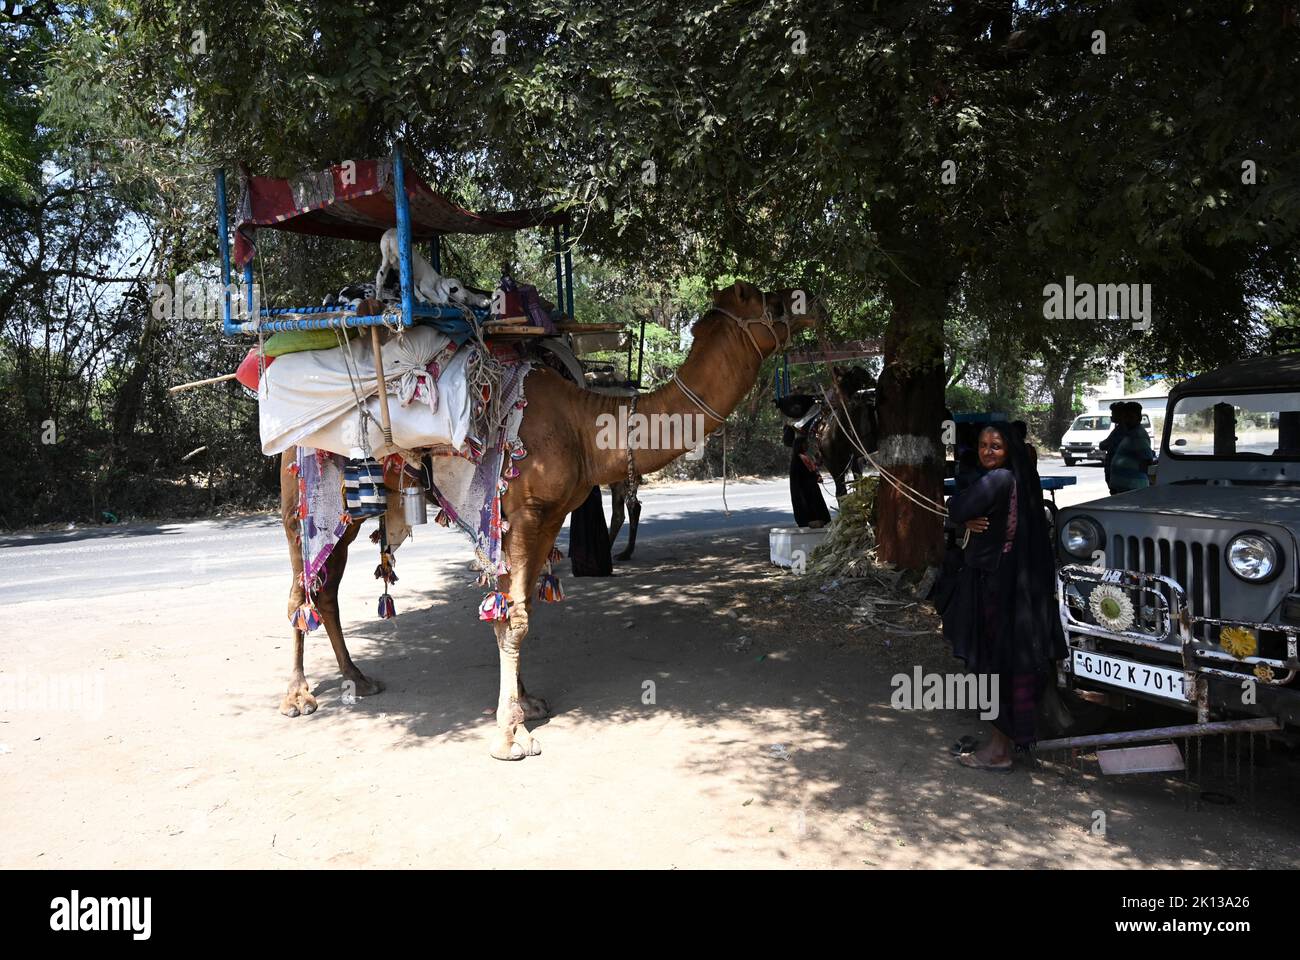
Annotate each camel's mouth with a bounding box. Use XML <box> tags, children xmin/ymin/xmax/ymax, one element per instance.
<box><xmin>765</xmin><ymin>287</ymin><xmax>822</xmax><ymax>339</ymax></box>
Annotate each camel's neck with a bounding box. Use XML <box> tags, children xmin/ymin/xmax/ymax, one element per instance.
<box><xmin>586</xmin><ymin>318</ymin><xmax>763</xmax><ymax>484</ymax></box>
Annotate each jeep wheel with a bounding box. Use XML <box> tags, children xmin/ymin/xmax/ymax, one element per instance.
<box><xmin>1062</xmin><ymin>453</ymin><xmax>1075</xmax><ymax>467</ymax></box>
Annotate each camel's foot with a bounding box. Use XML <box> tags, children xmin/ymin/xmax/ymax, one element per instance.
<box><xmin>280</xmin><ymin>675</ymin><xmax>317</xmax><ymax>718</ymax></box>
<box><xmin>614</xmin><ymin>548</ymin><xmax>634</xmax><ymax>562</ymax></box>
<box><xmin>490</xmin><ymin>699</ymin><xmax>542</xmax><ymax>760</ymax></box>
<box><xmin>343</xmin><ymin>669</ymin><xmax>384</xmax><ymax>698</ymax></box>
<box><xmin>490</xmin><ymin>725</ymin><xmax>542</xmax><ymax>760</ymax></box>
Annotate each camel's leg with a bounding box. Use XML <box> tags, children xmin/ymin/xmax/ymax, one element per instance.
<box><xmin>314</xmin><ymin>519</ymin><xmax>384</xmax><ymax>699</ymax></box>
<box><xmin>277</xmin><ymin>450</ymin><xmax>382</xmax><ymax>717</ymax></box>
<box><xmin>614</xmin><ymin>498</ymin><xmax>641</xmax><ymax>561</ymax></box>
<box><xmin>608</xmin><ymin>482</ymin><xmax>626</xmax><ymax>550</ymax></box>
<box><xmin>279</xmin><ymin>451</ymin><xmax>317</xmax><ymax>717</ymax></box>
<box><xmin>834</xmin><ymin>469</ymin><xmax>848</xmax><ymax>498</ymax></box>
<box><xmin>281</xmin><ymin>622</ymin><xmax>315</xmax><ymax>716</ymax></box>
<box><xmin>489</xmin><ymin>511</ymin><xmax>564</xmax><ymax>760</ymax></box>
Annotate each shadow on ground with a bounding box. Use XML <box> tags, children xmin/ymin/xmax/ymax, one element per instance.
<box><xmin>226</xmin><ymin>523</ymin><xmax>1300</xmax><ymax>869</ymax></box>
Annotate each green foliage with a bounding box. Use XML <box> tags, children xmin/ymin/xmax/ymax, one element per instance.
<box><xmin>8</xmin><ymin>0</ymin><xmax>1300</xmax><ymax>528</ymax></box>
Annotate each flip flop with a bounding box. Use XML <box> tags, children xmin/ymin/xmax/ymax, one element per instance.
<box><xmin>949</xmin><ymin>735</ymin><xmax>979</xmax><ymax>757</ymax></box>
<box><xmin>957</xmin><ymin>752</ymin><xmax>1013</xmax><ymax>772</ymax></box>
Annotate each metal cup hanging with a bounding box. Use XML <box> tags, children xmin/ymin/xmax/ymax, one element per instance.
<box><xmin>344</xmin><ymin>457</ymin><xmax>387</xmax><ymax>518</ymax></box>
<box><xmin>402</xmin><ymin>485</ymin><xmax>428</xmax><ymax>525</ymax></box>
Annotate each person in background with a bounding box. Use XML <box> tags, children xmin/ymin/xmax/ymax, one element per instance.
<box><xmin>776</xmin><ymin>395</ymin><xmax>831</xmax><ymax>528</ymax></box>
<box><xmin>1098</xmin><ymin>401</ymin><xmax>1125</xmax><ymax>491</ymax></box>
<box><xmin>1108</xmin><ymin>402</ymin><xmax>1154</xmax><ymax>493</ymax></box>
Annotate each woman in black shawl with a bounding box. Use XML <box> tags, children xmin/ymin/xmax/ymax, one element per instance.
<box><xmin>942</xmin><ymin>422</ymin><xmax>1065</xmax><ymax>769</ymax></box>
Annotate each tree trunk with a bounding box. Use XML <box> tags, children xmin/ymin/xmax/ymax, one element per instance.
<box><xmin>874</xmin><ymin>272</ymin><xmax>949</xmax><ymax>570</ymax></box>
<box><xmin>1047</xmin><ymin>360</ymin><xmax>1081</xmax><ymax>448</ymax></box>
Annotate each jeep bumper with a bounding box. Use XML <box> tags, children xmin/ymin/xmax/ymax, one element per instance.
<box><xmin>1058</xmin><ymin>564</ymin><xmax>1300</xmax><ymax>725</ymax></box>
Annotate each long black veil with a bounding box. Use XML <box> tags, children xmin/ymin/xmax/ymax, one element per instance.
<box><xmin>982</xmin><ymin>421</ymin><xmax>1067</xmax><ymax>671</ymax></box>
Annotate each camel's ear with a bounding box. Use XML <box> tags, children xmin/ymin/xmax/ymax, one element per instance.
<box><xmin>732</xmin><ymin>280</ymin><xmax>762</xmax><ymax>304</ymax></box>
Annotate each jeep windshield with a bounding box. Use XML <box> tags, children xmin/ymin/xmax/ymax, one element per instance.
<box><xmin>1166</xmin><ymin>390</ymin><xmax>1300</xmax><ymax>459</ymax></box>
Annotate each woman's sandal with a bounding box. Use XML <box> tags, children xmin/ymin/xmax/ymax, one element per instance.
<box><xmin>956</xmin><ymin>751</ymin><xmax>1013</xmax><ymax>772</ymax></box>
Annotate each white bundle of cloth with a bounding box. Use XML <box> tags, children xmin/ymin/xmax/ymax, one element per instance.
<box><xmin>258</xmin><ymin>326</ymin><xmax>473</xmax><ymax>459</ymax></box>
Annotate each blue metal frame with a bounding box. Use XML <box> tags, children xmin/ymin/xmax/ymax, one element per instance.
<box><xmin>218</xmin><ymin>145</ymin><xmax>575</xmax><ymax>337</ymax></box>
<box><xmin>215</xmin><ymin>169</ymin><xmax>232</xmax><ymax>330</ymax></box>
<box><xmin>393</xmin><ymin>145</ymin><xmax>415</xmax><ymax>330</ymax></box>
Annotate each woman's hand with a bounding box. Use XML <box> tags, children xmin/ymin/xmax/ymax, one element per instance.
<box><xmin>964</xmin><ymin>517</ymin><xmax>990</xmax><ymax>534</ymax></box>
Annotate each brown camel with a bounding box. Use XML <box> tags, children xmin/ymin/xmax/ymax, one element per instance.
<box><xmin>277</xmin><ymin>280</ymin><xmax>816</xmax><ymax>759</ymax></box>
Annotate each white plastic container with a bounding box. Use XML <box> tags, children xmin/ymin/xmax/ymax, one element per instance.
<box><xmin>769</xmin><ymin>526</ymin><xmax>829</xmax><ymax>568</ymax></box>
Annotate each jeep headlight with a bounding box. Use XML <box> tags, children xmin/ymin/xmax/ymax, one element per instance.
<box><xmin>1061</xmin><ymin>516</ymin><xmax>1103</xmax><ymax>559</ymax></box>
<box><xmin>1226</xmin><ymin>532</ymin><xmax>1282</xmax><ymax>583</ymax></box>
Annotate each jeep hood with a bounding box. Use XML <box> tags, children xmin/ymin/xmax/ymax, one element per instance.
<box><xmin>1067</xmin><ymin>483</ymin><xmax>1300</xmax><ymax>525</ymax></box>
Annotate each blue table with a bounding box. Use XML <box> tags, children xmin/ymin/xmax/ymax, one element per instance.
<box><xmin>944</xmin><ymin>474</ymin><xmax>1076</xmax><ymax>503</ymax></box>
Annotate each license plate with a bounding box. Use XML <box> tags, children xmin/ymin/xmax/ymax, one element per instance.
<box><xmin>1071</xmin><ymin>649</ymin><xmax>1191</xmax><ymax>701</ymax></box>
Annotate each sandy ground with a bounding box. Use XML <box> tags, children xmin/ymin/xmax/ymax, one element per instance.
<box><xmin>3</xmin><ymin>523</ymin><xmax>1299</xmax><ymax>869</ymax></box>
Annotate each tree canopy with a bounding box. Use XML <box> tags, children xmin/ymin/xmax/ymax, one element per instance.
<box><xmin>5</xmin><ymin>1</ymin><xmax>1300</xmax><ymax>558</ymax></box>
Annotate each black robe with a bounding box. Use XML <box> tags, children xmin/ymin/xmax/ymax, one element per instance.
<box><xmin>569</xmin><ymin>486</ymin><xmax>613</xmax><ymax>577</ymax></box>
<box><xmin>941</xmin><ymin>439</ymin><xmax>1068</xmax><ymax>746</ymax></box>
<box><xmin>784</xmin><ymin>422</ymin><xmax>830</xmax><ymax>527</ymax></box>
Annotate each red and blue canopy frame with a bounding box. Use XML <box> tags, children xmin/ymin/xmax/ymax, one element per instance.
<box><xmin>216</xmin><ymin>148</ymin><xmax>572</xmax><ymax>336</ymax></box>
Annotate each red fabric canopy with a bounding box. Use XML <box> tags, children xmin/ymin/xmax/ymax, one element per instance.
<box><xmin>233</xmin><ymin>158</ymin><xmax>565</xmax><ymax>267</ymax></box>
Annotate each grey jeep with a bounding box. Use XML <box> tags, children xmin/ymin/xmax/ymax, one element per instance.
<box><xmin>1056</xmin><ymin>354</ymin><xmax>1300</xmax><ymax>731</ymax></box>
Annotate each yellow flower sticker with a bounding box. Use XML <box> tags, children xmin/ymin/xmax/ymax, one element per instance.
<box><xmin>1220</xmin><ymin>626</ymin><xmax>1257</xmax><ymax>660</ymax></box>
<box><xmin>1254</xmin><ymin>663</ymin><xmax>1275</xmax><ymax>683</ymax></box>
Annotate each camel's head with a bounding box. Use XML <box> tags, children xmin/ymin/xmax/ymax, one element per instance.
<box><xmin>763</xmin><ymin>287</ymin><xmax>824</xmax><ymax>339</ymax></box>
<box><xmin>701</xmin><ymin>281</ymin><xmax>818</xmax><ymax>358</ymax></box>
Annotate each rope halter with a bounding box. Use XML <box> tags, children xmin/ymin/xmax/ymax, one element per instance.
<box><xmin>710</xmin><ymin>292</ymin><xmax>797</xmax><ymax>362</ymax></box>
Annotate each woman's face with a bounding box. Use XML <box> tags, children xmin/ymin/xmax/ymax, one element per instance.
<box><xmin>978</xmin><ymin>428</ymin><xmax>1009</xmax><ymax>470</ymax></box>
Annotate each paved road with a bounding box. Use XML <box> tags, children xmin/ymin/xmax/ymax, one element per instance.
<box><xmin>0</xmin><ymin>478</ymin><xmax>817</xmax><ymax>605</ymax></box>
<box><xmin>0</xmin><ymin>459</ymin><xmax>1112</xmax><ymax>606</ymax></box>
<box><xmin>1035</xmin><ymin>456</ymin><xmax>1111</xmax><ymax>510</ymax></box>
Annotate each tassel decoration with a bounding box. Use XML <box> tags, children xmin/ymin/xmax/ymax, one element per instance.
<box><xmin>377</xmin><ymin>593</ymin><xmax>397</xmax><ymax>619</ymax></box>
<box><xmin>478</xmin><ymin>590</ymin><xmax>511</xmax><ymax>621</ymax></box>
<box><xmin>291</xmin><ymin>603</ymin><xmax>322</xmax><ymax>633</ymax></box>
<box><xmin>510</xmin><ymin>444</ymin><xmax>527</xmax><ymax>460</ymax></box>
<box><xmin>434</xmin><ymin>508</ymin><xmax>451</xmax><ymax>527</ymax></box>
<box><xmin>374</xmin><ymin>549</ymin><xmax>398</xmax><ymax>585</ymax></box>
<box><xmin>548</xmin><ymin>547</ymin><xmax>565</xmax><ymax>564</ymax></box>
<box><xmin>505</xmin><ymin>464</ymin><xmax>520</xmax><ymax>479</ymax></box>
<box><xmin>537</xmin><ymin>573</ymin><xmax>565</xmax><ymax>603</ymax></box>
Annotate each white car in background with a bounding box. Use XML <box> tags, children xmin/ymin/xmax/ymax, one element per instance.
<box><xmin>1059</xmin><ymin>411</ymin><xmax>1154</xmax><ymax>466</ymax></box>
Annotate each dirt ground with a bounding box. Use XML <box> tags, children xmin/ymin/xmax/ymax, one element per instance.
<box><xmin>3</xmin><ymin>523</ymin><xmax>1299</xmax><ymax>869</ymax></box>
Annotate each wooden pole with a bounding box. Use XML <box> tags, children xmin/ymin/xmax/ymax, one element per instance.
<box><xmin>371</xmin><ymin>325</ymin><xmax>394</xmax><ymax>447</ymax></box>
<box><xmin>169</xmin><ymin>372</ymin><xmax>238</xmax><ymax>393</ymax></box>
